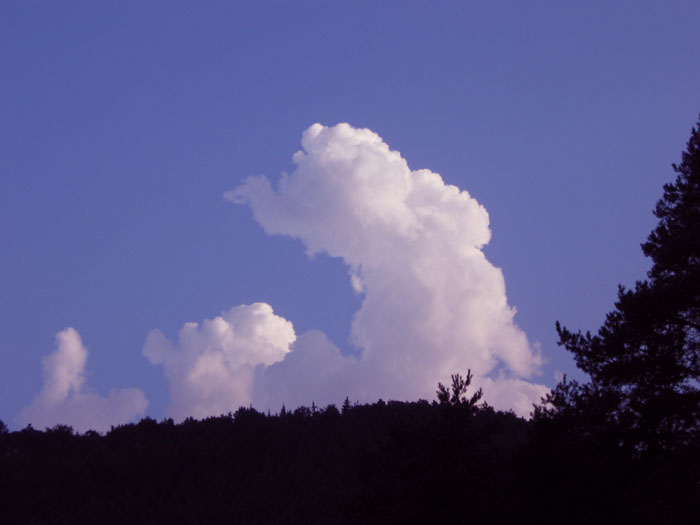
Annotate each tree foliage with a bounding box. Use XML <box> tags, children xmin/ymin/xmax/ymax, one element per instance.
<box><xmin>549</xmin><ymin>116</ymin><xmax>700</xmax><ymax>454</ymax></box>
<box><xmin>3</xmin><ymin>395</ymin><xmax>698</xmax><ymax>523</ymax></box>
<box><xmin>2</xmin><ymin>375</ymin><xmax>698</xmax><ymax>522</ymax></box>
<box><xmin>436</xmin><ymin>370</ymin><xmax>483</xmax><ymax>411</ymax></box>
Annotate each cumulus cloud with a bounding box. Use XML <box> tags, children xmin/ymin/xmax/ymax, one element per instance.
<box><xmin>143</xmin><ymin>303</ymin><xmax>296</xmax><ymax>421</ymax></box>
<box><xmin>148</xmin><ymin>123</ymin><xmax>548</xmax><ymax>419</ymax></box>
<box><xmin>252</xmin><ymin>330</ymin><xmax>359</xmax><ymax>411</ymax></box>
<box><xmin>18</xmin><ymin>327</ymin><xmax>147</xmax><ymax>433</ymax></box>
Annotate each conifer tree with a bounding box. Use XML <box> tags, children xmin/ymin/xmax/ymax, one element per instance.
<box><xmin>436</xmin><ymin>370</ymin><xmax>483</xmax><ymax>411</ymax></box>
<box><xmin>547</xmin><ymin>116</ymin><xmax>700</xmax><ymax>454</ymax></box>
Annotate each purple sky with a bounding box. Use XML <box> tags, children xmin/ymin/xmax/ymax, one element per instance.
<box><xmin>2</xmin><ymin>2</ymin><xmax>699</xmax><ymax>430</ymax></box>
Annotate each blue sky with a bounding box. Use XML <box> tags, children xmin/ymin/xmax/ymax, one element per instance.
<box><xmin>1</xmin><ymin>1</ymin><xmax>699</xmax><ymax>429</ymax></box>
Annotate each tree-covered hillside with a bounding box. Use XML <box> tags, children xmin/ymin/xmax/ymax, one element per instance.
<box><xmin>1</xmin><ymin>390</ymin><xmax>698</xmax><ymax>524</ymax></box>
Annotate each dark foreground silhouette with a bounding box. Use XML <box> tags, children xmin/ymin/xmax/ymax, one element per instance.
<box><xmin>1</xmin><ymin>391</ymin><xmax>698</xmax><ymax>524</ymax></box>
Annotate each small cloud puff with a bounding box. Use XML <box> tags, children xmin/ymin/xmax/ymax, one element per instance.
<box><xmin>18</xmin><ymin>328</ymin><xmax>147</xmax><ymax>433</ymax></box>
<box><xmin>143</xmin><ymin>303</ymin><xmax>295</xmax><ymax>421</ymax></box>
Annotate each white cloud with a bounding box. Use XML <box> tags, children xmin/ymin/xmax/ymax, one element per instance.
<box><xmin>143</xmin><ymin>303</ymin><xmax>296</xmax><ymax>421</ymax></box>
<box><xmin>252</xmin><ymin>330</ymin><xmax>359</xmax><ymax>411</ymax></box>
<box><xmin>230</xmin><ymin>123</ymin><xmax>548</xmax><ymax>413</ymax></box>
<box><xmin>18</xmin><ymin>327</ymin><xmax>147</xmax><ymax>433</ymax></box>
<box><xmin>481</xmin><ymin>375</ymin><xmax>550</xmax><ymax>417</ymax></box>
<box><xmin>148</xmin><ymin>123</ymin><xmax>549</xmax><ymax>419</ymax></box>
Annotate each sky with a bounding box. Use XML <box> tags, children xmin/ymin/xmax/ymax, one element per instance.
<box><xmin>1</xmin><ymin>1</ymin><xmax>699</xmax><ymax>431</ymax></box>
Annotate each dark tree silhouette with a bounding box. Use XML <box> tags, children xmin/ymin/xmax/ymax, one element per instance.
<box><xmin>547</xmin><ymin>115</ymin><xmax>700</xmax><ymax>454</ymax></box>
<box><xmin>2</xmin><ymin>383</ymin><xmax>698</xmax><ymax>522</ymax></box>
<box><xmin>436</xmin><ymin>370</ymin><xmax>483</xmax><ymax>411</ymax></box>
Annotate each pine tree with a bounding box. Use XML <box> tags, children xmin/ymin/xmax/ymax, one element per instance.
<box><xmin>436</xmin><ymin>370</ymin><xmax>483</xmax><ymax>412</ymax></box>
<box><xmin>549</xmin><ymin>116</ymin><xmax>700</xmax><ymax>454</ymax></box>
